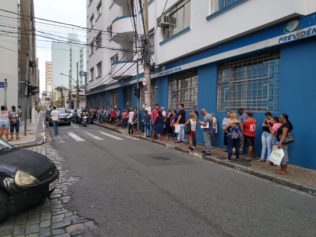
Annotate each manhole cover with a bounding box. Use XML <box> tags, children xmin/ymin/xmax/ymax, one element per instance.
<box><xmin>152</xmin><ymin>156</ymin><xmax>170</xmax><ymax>161</ymax></box>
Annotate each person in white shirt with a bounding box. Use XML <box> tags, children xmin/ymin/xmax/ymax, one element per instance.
<box><xmin>50</xmin><ymin>107</ymin><xmax>60</xmax><ymax>136</ymax></box>
<box><xmin>128</xmin><ymin>109</ymin><xmax>135</xmax><ymax>135</ymax></box>
<box><xmin>211</xmin><ymin>113</ymin><xmax>218</xmax><ymax>147</ymax></box>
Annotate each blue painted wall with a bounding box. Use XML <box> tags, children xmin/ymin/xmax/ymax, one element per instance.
<box><xmin>156</xmin><ymin>77</ymin><xmax>169</xmax><ymax>108</ymax></box>
<box><xmin>278</xmin><ymin>38</ymin><xmax>316</xmax><ymax>169</ymax></box>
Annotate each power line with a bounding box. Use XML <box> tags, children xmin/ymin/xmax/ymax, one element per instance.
<box><xmin>0</xmin><ymin>8</ymin><xmax>142</xmax><ymax>38</ymax></box>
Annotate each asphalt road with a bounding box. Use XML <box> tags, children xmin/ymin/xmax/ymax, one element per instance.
<box><xmin>51</xmin><ymin>124</ymin><xmax>316</xmax><ymax>237</ymax></box>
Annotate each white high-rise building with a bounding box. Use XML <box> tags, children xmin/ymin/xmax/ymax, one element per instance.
<box><xmin>0</xmin><ymin>0</ymin><xmax>19</xmax><ymax>108</ymax></box>
<box><xmin>86</xmin><ymin>0</ymin><xmax>316</xmax><ymax>170</ymax></box>
<box><xmin>51</xmin><ymin>34</ymin><xmax>86</xmax><ymax>108</ymax></box>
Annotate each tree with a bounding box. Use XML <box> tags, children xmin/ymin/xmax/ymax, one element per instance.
<box><xmin>54</xmin><ymin>86</ymin><xmax>67</xmax><ymax>107</ymax></box>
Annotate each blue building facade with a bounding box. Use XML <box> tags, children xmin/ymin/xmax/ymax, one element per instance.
<box><xmin>87</xmin><ymin>13</ymin><xmax>316</xmax><ymax>170</ymax></box>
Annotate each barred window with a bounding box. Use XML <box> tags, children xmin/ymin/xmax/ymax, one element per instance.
<box><xmin>168</xmin><ymin>72</ymin><xmax>198</xmax><ymax>110</ymax></box>
<box><xmin>217</xmin><ymin>52</ymin><xmax>280</xmax><ymax>112</ymax></box>
<box><xmin>110</xmin><ymin>91</ymin><xmax>117</xmax><ymax>106</ymax></box>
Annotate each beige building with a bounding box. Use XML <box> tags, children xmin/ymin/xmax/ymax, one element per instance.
<box><xmin>45</xmin><ymin>61</ymin><xmax>52</xmax><ymax>97</ymax></box>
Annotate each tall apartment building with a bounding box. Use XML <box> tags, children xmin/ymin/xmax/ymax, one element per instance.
<box><xmin>0</xmin><ymin>1</ymin><xmax>19</xmax><ymax>108</ymax></box>
<box><xmin>0</xmin><ymin>0</ymin><xmax>38</xmax><ymax>118</ymax></box>
<box><xmin>51</xmin><ymin>34</ymin><xmax>86</xmax><ymax>108</ymax></box>
<box><xmin>45</xmin><ymin>61</ymin><xmax>52</xmax><ymax>97</ymax></box>
<box><xmin>86</xmin><ymin>0</ymin><xmax>316</xmax><ymax>169</ymax></box>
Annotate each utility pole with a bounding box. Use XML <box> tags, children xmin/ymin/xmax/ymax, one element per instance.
<box><xmin>143</xmin><ymin>0</ymin><xmax>152</xmax><ymax>108</ymax></box>
<box><xmin>76</xmin><ymin>62</ymin><xmax>79</xmax><ymax>109</ymax></box>
<box><xmin>24</xmin><ymin>55</ymin><xmax>29</xmax><ymax>136</ymax></box>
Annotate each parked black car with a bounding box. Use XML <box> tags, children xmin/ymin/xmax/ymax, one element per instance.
<box><xmin>48</xmin><ymin>108</ymin><xmax>72</xmax><ymax>126</ymax></box>
<box><xmin>0</xmin><ymin>140</ymin><xmax>59</xmax><ymax>221</ymax></box>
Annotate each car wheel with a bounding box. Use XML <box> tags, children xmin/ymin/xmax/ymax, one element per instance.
<box><xmin>0</xmin><ymin>190</ymin><xmax>10</xmax><ymax>222</ymax></box>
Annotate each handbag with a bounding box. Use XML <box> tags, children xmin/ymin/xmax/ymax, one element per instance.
<box><xmin>184</xmin><ymin>122</ymin><xmax>191</xmax><ymax>134</ymax></box>
<box><xmin>284</xmin><ymin>133</ymin><xmax>295</xmax><ymax>144</ymax></box>
<box><xmin>268</xmin><ymin>147</ymin><xmax>285</xmax><ymax>166</ymax></box>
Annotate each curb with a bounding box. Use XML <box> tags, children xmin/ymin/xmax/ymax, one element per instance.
<box><xmin>13</xmin><ymin>113</ymin><xmax>46</xmax><ymax>149</ymax></box>
<box><xmin>93</xmin><ymin>123</ymin><xmax>316</xmax><ymax>198</ymax></box>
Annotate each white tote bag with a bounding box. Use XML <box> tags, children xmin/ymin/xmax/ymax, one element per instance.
<box><xmin>268</xmin><ymin>147</ymin><xmax>285</xmax><ymax>166</ymax></box>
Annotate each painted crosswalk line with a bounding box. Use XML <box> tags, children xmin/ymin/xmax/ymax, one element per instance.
<box><xmin>100</xmin><ymin>131</ymin><xmax>123</xmax><ymax>141</ymax></box>
<box><xmin>84</xmin><ymin>132</ymin><xmax>104</xmax><ymax>141</ymax></box>
<box><xmin>68</xmin><ymin>132</ymin><xmax>85</xmax><ymax>142</ymax></box>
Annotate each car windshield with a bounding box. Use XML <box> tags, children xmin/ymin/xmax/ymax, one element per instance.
<box><xmin>56</xmin><ymin>108</ymin><xmax>66</xmax><ymax>113</ymax></box>
<box><xmin>0</xmin><ymin>139</ymin><xmax>13</xmax><ymax>151</ymax></box>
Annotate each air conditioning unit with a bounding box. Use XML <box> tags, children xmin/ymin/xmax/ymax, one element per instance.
<box><xmin>157</xmin><ymin>15</ymin><xmax>170</xmax><ymax>28</ymax></box>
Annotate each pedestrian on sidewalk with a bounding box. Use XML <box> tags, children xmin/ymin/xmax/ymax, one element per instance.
<box><xmin>243</xmin><ymin>112</ymin><xmax>256</xmax><ymax>158</ymax></box>
<box><xmin>259</xmin><ymin>112</ymin><xmax>274</xmax><ymax>162</ymax></box>
<box><xmin>237</xmin><ymin>108</ymin><xmax>248</xmax><ymax>153</ymax></box>
<box><xmin>50</xmin><ymin>106</ymin><xmax>60</xmax><ymax>136</ymax></box>
<box><xmin>154</xmin><ymin>110</ymin><xmax>165</xmax><ymax>141</ymax></box>
<box><xmin>0</xmin><ymin>106</ymin><xmax>10</xmax><ymax>141</ymax></box>
<box><xmin>175</xmin><ymin>104</ymin><xmax>186</xmax><ymax>143</ymax></box>
<box><xmin>9</xmin><ymin>105</ymin><xmax>21</xmax><ymax>140</ymax></box>
<box><xmin>199</xmin><ymin>108</ymin><xmax>213</xmax><ymax>155</ymax></box>
<box><xmin>221</xmin><ymin>111</ymin><xmax>231</xmax><ymax>152</ymax></box>
<box><xmin>186</xmin><ymin>112</ymin><xmax>197</xmax><ymax>151</ymax></box>
<box><xmin>276</xmin><ymin>114</ymin><xmax>294</xmax><ymax>174</ymax></box>
<box><xmin>128</xmin><ymin>108</ymin><xmax>135</xmax><ymax>135</ymax></box>
<box><xmin>143</xmin><ymin>110</ymin><xmax>151</xmax><ymax>137</ymax></box>
<box><xmin>225</xmin><ymin>113</ymin><xmax>243</xmax><ymax>161</ymax></box>
<box><xmin>211</xmin><ymin>113</ymin><xmax>218</xmax><ymax>147</ymax></box>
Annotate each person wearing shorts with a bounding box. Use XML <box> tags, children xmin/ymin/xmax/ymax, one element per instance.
<box><xmin>243</xmin><ymin>112</ymin><xmax>256</xmax><ymax>158</ymax></box>
<box><xmin>9</xmin><ymin>105</ymin><xmax>21</xmax><ymax>140</ymax></box>
<box><xmin>0</xmin><ymin>106</ymin><xmax>10</xmax><ymax>141</ymax></box>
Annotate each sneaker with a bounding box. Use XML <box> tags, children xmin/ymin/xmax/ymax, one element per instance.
<box><xmin>258</xmin><ymin>159</ymin><xmax>265</xmax><ymax>162</ymax></box>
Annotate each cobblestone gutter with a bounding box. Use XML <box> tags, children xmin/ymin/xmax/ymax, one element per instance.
<box><xmin>0</xmin><ymin>145</ymin><xmax>99</xmax><ymax>237</ymax></box>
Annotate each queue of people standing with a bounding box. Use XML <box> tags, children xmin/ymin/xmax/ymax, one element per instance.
<box><xmin>0</xmin><ymin>105</ymin><xmax>22</xmax><ymax>141</ymax></box>
<box><xmin>90</xmin><ymin>103</ymin><xmax>293</xmax><ymax>175</ymax></box>
<box><xmin>221</xmin><ymin>109</ymin><xmax>294</xmax><ymax>175</ymax></box>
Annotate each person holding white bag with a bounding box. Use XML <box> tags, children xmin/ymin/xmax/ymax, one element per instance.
<box><xmin>276</xmin><ymin>114</ymin><xmax>294</xmax><ymax>174</ymax></box>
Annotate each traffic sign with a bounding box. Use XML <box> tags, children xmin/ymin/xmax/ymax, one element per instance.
<box><xmin>0</xmin><ymin>82</ymin><xmax>6</xmax><ymax>88</ymax></box>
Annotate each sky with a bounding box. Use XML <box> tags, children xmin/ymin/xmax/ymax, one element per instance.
<box><xmin>34</xmin><ymin>0</ymin><xmax>86</xmax><ymax>94</ymax></box>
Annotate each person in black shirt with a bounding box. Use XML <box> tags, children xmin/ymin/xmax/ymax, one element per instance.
<box><xmin>175</xmin><ymin>104</ymin><xmax>186</xmax><ymax>143</ymax></box>
<box><xmin>277</xmin><ymin>114</ymin><xmax>293</xmax><ymax>174</ymax></box>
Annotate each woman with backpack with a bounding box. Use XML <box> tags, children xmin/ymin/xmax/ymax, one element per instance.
<box><xmin>276</xmin><ymin>114</ymin><xmax>293</xmax><ymax>174</ymax></box>
<box><xmin>224</xmin><ymin>113</ymin><xmax>243</xmax><ymax>161</ymax></box>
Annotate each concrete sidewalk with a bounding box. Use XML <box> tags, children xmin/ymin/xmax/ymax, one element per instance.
<box><xmin>8</xmin><ymin>111</ymin><xmax>45</xmax><ymax>148</ymax></box>
<box><xmin>94</xmin><ymin>121</ymin><xmax>316</xmax><ymax>197</ymax></box>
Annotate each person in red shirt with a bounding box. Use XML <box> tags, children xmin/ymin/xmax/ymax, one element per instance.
<box><xmin>243</xmin><ymin>112</ymin><xmax>256</xmax><ymax>158</ymax></box>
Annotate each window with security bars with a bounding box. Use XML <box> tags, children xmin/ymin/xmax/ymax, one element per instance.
<box><xmin>168</xmin><ymin>72</ymin><xmax>198</xmax><ymax>110</ymax></box>
<box><xmin>110</xmin><ymin>91</ymin><xmax>117</xmax><ymax>107</ymax></box>
<box><xmin>217</xmin><ymin>52</ymin><xmax>280</xmax><ymax>112</ymax></box>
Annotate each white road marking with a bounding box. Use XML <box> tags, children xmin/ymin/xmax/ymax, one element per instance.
<box><xmin>100</xmin><ymin>131</ymin><xmax>123</xmax><ymax>141</ymax></box>
<box><xmin>68</xmin><ymin>132</ymin><xmax>85</xmax><ymax>142</ymax></box>
<box><xmin>85</xmin><ymin>132</ymin><xmax>104</xmax><ymax>141</ymax></box>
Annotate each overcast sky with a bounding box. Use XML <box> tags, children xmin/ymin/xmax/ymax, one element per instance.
<box><xmin>34</xmin><ymin>0</ymin><xmax>86</xmax><ymax>94</ymax></box>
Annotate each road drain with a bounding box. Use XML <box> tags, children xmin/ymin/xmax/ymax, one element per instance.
<box><xmin>152</xmin><ymin>156</ymin><xmax>170</xmax><ymax>161</ymax></box>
